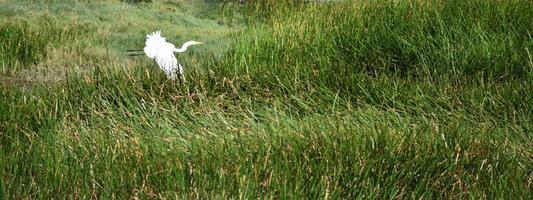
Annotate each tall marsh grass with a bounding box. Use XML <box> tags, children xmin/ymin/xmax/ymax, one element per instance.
<box><xmin>1</xmin><ymin>0</ymin><xmax>532</xmax><ymax>198</ymax></box>
<box><xmin>222</xmin><ymin>0</ymin><xmax>533</xmax><ymax>91</ymax></box>
<box><xmin>0</xmin><ymin>18</ymin><xmax>93</xmax><ymax>72</ymax></box>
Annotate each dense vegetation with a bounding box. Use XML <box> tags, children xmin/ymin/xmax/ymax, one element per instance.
<box><xmin>1</xmin><ymin>0</ymin><xmax>532</xmax><ymax>198</ymax></box>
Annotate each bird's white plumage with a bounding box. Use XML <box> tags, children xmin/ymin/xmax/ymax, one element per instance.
<box><xmin>142</xmin><ymin>31</ymin><xmax>202</xmax><ymax>80</ymax></box>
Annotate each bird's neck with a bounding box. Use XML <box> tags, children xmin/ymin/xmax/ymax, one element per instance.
<box><xmin>174</xmin><ymin>41</ymin><xmax>198</xmax><ymax>53</ymax></box>
<box><xmin>174</xmin><ymin>46</ymin><xmax>187</xmax><ymax>53</ymax></box>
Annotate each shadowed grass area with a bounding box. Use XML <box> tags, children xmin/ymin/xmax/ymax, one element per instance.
<box><xmin>1</xmin><ymin>0</ymin><xmax>533</xmax><ymax>198</ymax></box>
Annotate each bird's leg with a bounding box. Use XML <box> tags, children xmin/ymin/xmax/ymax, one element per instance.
<box><xmin>178</xmin><ymin>74</ymin><xmax>184</xmax><ymax>86</ymax></box>
<box><xmin>178</xmin><ymin>74</ymin><xmax>190</xmax><ymax>95</ymax></box>
<box><xmin>127</xmin><ymin>52</ymin><xmax>144</xmax><ymax>57</ymax></box>
<box><xmin>159</xmin><ymin>80</ymin><xmax>166</xmax><ymax>96</ymax></box>
<box><xmin>125</xmin><ymin>49</ymin><xmax>144</xmax><ymax>56</ymax></box>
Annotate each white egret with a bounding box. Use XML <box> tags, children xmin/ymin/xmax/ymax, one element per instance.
<box><xmin>128</xmin><ymin>31</ymin><xmax>203</xmax><ymax>81</ymax></box>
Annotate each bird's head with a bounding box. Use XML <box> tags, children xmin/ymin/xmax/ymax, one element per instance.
<box><xmin>189</xmin><ymin>41</ymin><xmax>203</xmax><ymax>45</ymax></box>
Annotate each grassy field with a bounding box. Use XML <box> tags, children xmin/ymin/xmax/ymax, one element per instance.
<box><xmin>1</xmin><ymin>0</ymin><xmax>532</xmax><ymax>198</ymax></box>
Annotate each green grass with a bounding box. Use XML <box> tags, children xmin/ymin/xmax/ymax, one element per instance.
<box><xmin>1</xmin><ymin>0</ymin><xmax>533</xmax><ymax>198</ymax></box>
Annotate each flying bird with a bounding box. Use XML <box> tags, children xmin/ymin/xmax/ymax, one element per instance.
<box><xmin>128</xmin><ymin>31</ymin><xmax>203</xmax><ymax>81</ymax></box>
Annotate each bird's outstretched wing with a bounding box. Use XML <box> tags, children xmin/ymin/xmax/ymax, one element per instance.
<box><xmin>144</xmin><ymin>31</ymin><xmax>167</xmax><ymax>59</ymax></box>
<box><xmin>142</xmin><ymin>30</ymin><xmax>183</xmax><ymax>80</ymax></box>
